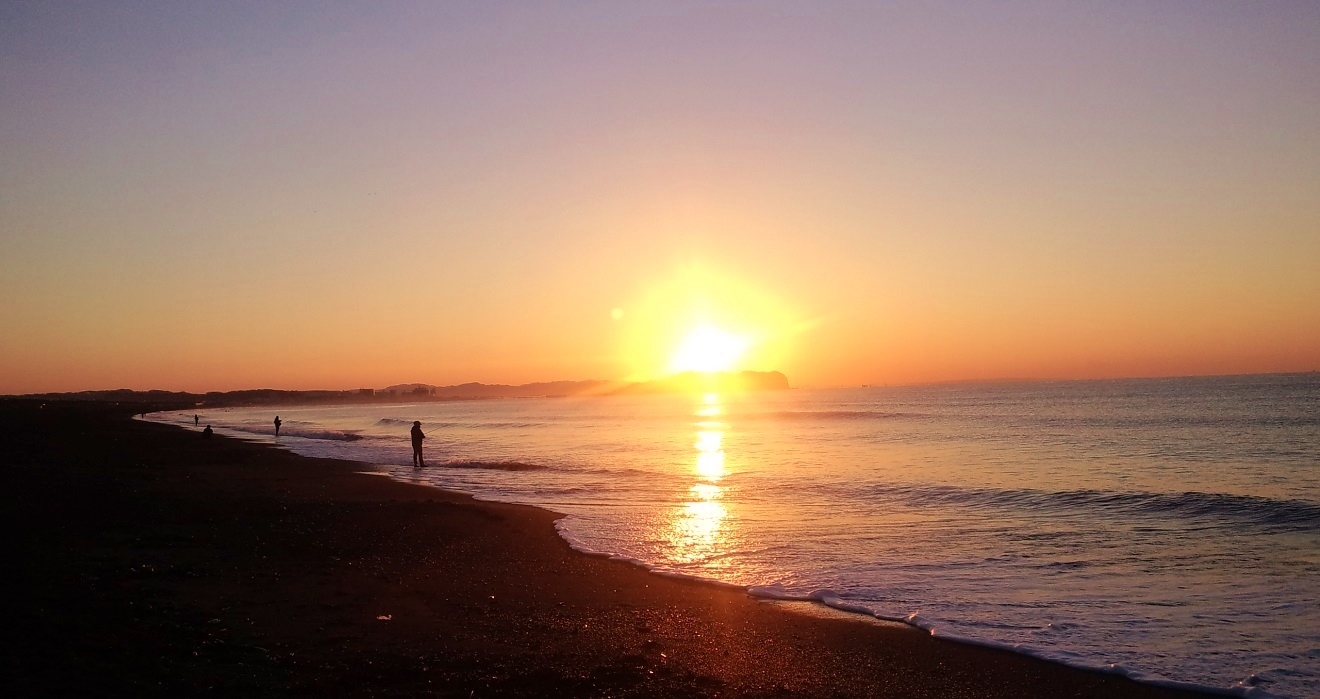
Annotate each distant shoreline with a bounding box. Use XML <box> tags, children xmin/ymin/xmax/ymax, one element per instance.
<box><xmin>7</xmin><ymin>370</ymin><xmax>792</xmax><ymax>408</ymax></box>
<box><xmin>11</xmin><ymin>369</ymin><xmax>1318</xmax><ymax>405</ymax></box>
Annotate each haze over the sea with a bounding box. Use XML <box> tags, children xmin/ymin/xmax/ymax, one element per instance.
<box><xmin>2</xmin><ymin>2</ymin><xmax>1318</xmax><ymax>393</ymax></box>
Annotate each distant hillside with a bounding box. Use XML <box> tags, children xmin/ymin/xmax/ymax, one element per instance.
<box><xmin>13</xmin><ymin>388</ymin><xmax>379</xmax><ymax>409</ymax></box>
<box><xmin>383</xmin><ymin>371</ymin><xmax>789</xmax><ymax>398</ymax></box>
<box><xmin>15</xmin><ymin>371</ymin><xmax>790</xmax><ymax>407</ymax></box>
<box><xmin>379</xmin><ymin>380</ymin><xmax>612</xmax><ymax>399</ymax></box>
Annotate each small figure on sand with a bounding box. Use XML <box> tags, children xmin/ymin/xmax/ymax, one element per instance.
<box><xmin>274</xmin><ymin>415</ymin><xmax>282</xmax><ymax>437</ymax></box>
<box><xmin>411</xmin><ymin>421</ymin><xmax>425</xmax><ymax>468</ymax></box>
<box><xmin>202</xmin><ymin>425</ymin><xmax>213</xmax><ymax>438</ymax></box>
<box><xmin>194</xmin><ymin>414</ymin><xmax>199</xmax><ymax>426</ymax></box>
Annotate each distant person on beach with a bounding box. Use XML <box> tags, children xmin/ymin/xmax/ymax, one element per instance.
<box><xmin>202</xmin><ymin>425</ymin><xmax>213</xmax><ymax>438</ymax></box>
<box><xmin>411</xmin><ymin>421</ymin><xmax>425</xmax><ymax>468</ymax></box>
<box><xmin>274</xmin><ymin>415</ymin><xmax>282</xmax><ymax>436</ymax></box>
<box><xmin>194</xmin><ymin>414</ymin><xmax>199</xmax><ymax>426</ymax></box>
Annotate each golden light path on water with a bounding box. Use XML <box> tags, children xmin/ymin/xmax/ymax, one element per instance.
<box><xmin>666</xmin><ymin>392</ymin><xmax>732</xmax><ymax>567</ymax></box>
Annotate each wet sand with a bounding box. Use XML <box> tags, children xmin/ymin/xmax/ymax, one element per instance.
<box><xmin>2</xmin><ymin>400</ymin><xmax>1216</xmax><ymax>697</ymax></box>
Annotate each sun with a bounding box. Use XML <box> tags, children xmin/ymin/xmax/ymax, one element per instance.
<box><xmin>613</xmin><ymin>263</ymin><xmax>806</xmax><ymax>381</ymax></box>
<box><xmin>669</xmin><ymin>325</ymin><xmax>749</xmax><ymax>374</ymax></box>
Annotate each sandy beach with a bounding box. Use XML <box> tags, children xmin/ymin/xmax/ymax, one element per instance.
<box><xmin>2</xmin><ymin>400</ymin><xmax>1218</xmax><ymax>698</ymax></box>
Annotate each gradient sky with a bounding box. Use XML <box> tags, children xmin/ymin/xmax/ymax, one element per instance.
<box><xmin>3</xmin><ymin>1</ymin><xmax>1318</xmax><ymax>393</ymax></box>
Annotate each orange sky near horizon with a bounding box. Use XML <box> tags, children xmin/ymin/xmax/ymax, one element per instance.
<box><xmin>2</xmin><ymin>3</ymin><xmax>1319</xmax><ymax>394</ymax></box>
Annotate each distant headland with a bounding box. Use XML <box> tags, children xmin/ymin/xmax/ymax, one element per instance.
<box><xmin>12</xmin><ymin>371</ymin><xmax>791</xmax><ymax>408</ymax></box>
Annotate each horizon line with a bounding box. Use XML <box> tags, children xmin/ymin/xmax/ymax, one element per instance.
<box><xmin>7</xmin><ymin>368</ymin><xmax>1317</xmax><ymax>399</ymax></box>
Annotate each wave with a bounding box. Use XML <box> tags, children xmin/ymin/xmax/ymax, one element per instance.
<box><xmin>754</xmin><ymin>410</ymin><xmax>931</xmax><ymax>421</ymax></box>
<box><xmin>377</xmin><ymin>418</ymin><xmax>545</xmax><ymax>429</ymax></box>
<box><xmin>863</xmin><ymin>483</ymin><xmax>1320</xmax><ymax>530</ymax></box>
<box><xmin>200</xmin><ymin>422</ymin><xmax>369</xmax><ymax>442</ymax></box>
<box><xmin>744</xmin><ymin>586</ymin><xmax>1253</xmax><ymax>697</ymax></box>
<box><xmin>738</xmin><ymin>409</ymin><xmax>1319</xmax><ymax>429</ymax></box>
<box><xmin>1035</xmin><ymin>415</ymin><xmax>1320</xmax><ymax>430</ymax></box>
<box><xmin>376</xmin><ymin>419</ymin><xmax>470</xmax><ymax>429</ymax></box>
<box><xmin>436</xmin><ymin>460</ymin><xmax>546</xmax><ymax>471</ymax></box>
<box><xmin>556</xmin><ymin>519</ymin><xmax>1265</xmax><ymax>697</ymax></box>
<box><xmin>279</xmin><ymin>428</ymin><xmax>365</xmax><ymax>442</ymax></box>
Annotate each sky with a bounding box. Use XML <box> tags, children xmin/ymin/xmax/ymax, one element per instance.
<box><xmin>2</xmin><ymin>1</ymin><xmax>1318</xmax><ymax>393</ymax></box>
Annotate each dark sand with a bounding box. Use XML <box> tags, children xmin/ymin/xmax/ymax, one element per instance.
<box><xmin>2</xmin><ymin>401</ymin><xmax>1217</xmax><ymax>697</ymax></box>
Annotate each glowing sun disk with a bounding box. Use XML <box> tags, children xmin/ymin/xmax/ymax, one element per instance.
<box><xmin>670</xmin><ymin>326</ymin><xmax>749</xmax><ymax>374</ymax></box>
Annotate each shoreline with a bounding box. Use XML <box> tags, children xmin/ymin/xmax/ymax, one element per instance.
<box><xmin>415</xmin><ymin>474</ymin><xmax>1241</xmax><ymax>698</ymax></box>
<box><xmin>5</xmin><ymin>400</ymin><xmax>1220</xmax><ymax>697</ymax></box>
<box><xmin>175</xmin><ymin>411</ymin><xmax>1241</xmax><ymax>696</ymax></box>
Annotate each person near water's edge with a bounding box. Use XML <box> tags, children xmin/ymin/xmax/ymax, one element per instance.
<box><xmin>194</xmin><ymin>414</ymin><xmax>199</xmax><ymax>426</ymax></box>
<box><xmin>411</xmin><ymin>421</ymin><xmax>425</xmax><ymax>468</ymax></box>
<box><xmin>202</xmin><ymin>425</ymin><xmax>213</xmax><ymax>438</ymax></box>
<box><xmin>274</xmin><ymin>415</ymin><xmax>281</xmax><ymax>436</ymax></box>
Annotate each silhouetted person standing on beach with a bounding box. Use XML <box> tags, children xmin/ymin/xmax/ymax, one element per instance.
<box><xmin>411</xmin><ymin>421</ymin><xmax>425</xmax><ymax>468</ymax></box>
<box><xmin>274</xmin><ymin>415</ymin><xmax>282</xmax><ymax>436</ymax></box>
<box><xmin>194</xmin><ymin>414</ymin><xmax>199</xmax><ymax>426</ymax></box>
<box><xmin>202</xmin><ymin>425</ymin><xmax>213</xmax><ymax>438</ymax></box>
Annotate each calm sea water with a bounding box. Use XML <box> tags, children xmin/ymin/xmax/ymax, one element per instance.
<box><xmin>150</xmin><ymin>373</ymin><xmax>1320</xmax><ymax>698</ymax></box>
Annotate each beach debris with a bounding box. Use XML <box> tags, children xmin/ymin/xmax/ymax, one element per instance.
<box><xmin>376</xmin><ymin>614</ymin><xmax>392</xmax><ymax>621</ymax></box>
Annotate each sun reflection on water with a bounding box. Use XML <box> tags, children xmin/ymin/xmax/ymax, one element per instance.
<box><xmin>695</xmin><ymin>431</ymin><xmax>724</xmax><ymax>481</ymax></box>
<box><xmin>666</xmin><ymin>393</ymin><xmax>733</xmax><ymax>567</ymax></box>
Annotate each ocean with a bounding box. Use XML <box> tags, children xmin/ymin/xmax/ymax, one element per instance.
<box><xmin>148</xmin><ymin>372</ymin><xmax>1320</xmax><ymax>698</ymax></box>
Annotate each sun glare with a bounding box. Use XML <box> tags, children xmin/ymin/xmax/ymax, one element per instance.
<box><xmin>670</xmin><ymin>326</ymin><xmax>749</xmax><ymax>374</ymax></box>
<box><xmin>614</xmin><ymin>264</ymin><xmax>803</xmax><ymax>381</ymax></box>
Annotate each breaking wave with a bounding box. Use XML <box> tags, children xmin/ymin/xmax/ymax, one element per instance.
<box><xmin>863</xmin><ymin>483</ymin><xmax>1320</xmax><ymax>530</ymax></box>
<box><xmin>437</xmin><ymin>460</ymin><xmax>547</xmax><ymax>471</ymax></box>
<box><xmin>279</xmin><ymin>428</ymin><xmax>365</xmax><ymax>442</ymax></box>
